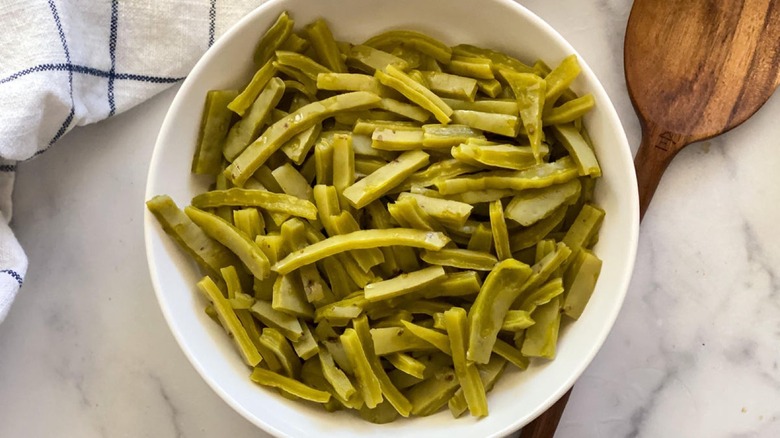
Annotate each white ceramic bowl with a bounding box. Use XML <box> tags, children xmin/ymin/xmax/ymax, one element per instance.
<box><xmin>144</xmin><ymin>0</ymin><xmax>639</xmax><ymax>436</ymax></box>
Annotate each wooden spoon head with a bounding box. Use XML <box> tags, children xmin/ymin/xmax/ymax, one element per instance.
<box><xmin>625</xmin><ymin>0</ymin><xmax>780</xmax><ymax>151</ymax></box>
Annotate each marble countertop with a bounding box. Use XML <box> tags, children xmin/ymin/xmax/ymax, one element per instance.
<box><xmin>2</xmin><ymin>0</ymin><xmax>779</xmax><ymax>436</ymax></box>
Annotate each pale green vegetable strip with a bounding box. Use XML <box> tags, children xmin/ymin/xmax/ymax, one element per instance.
<box><xmin>337</xmin><ymin>253</ymin><xmax>378</xmax><ymax>288</ymax></box>
<box><xmin>279</xmin><ymin>32</ymin><xmax>309</xmax><ymax>53</ymax></box>
<box><xmin>449</xmin><ymin>355</ymin><xmax>507</xmax><ymax>418</ymax></box>
<box><xmin>390</xmin><ymin>45</ymin><xmax>423</xmax><ymax>69</ymax></box>
<box><xmin>304</xmin><ymin>18</ymin><xmax>347</xmax><ymax>73</ymax></box>
<box><xmin>355</xmin><ymin>157</ymin><xmax>388</xmax><ymax>176</ymax></box>
<box><xmin>375</xmin><ymin>66</ymin><xmax>453</xmax><ymax>124</ymax></box>
<box><xmin>509</xmin><ymin>205</ymin><xmax>567</xmax><ymax>252</ymax></box>
<box><xmin>521</xmin><ymin>296</ymin><xmax>562</xmax><ymax>359</ymax></box>
<box><xmin>467</xmin><ymin>259</ymin><xmax>533</xmax><ymax>364</ymax></box>
<box><xmin>477</xmin><ymin>78</ymin><xmax>503</xmax><ymax>97</ymax></box>
<box><xmin>406</xmin><ymin>367</ymin><xmax>460</xmax><ymax>416</ymax></box>
<box><xmin>312</xmin><ymin>184</ymin><xmax>342</xmax><ymax>228</ymax></box>
<box><xmin>318</xmin><ymin>349</ymin><xmax>356</xmax><ymax>400</ymax></box>
<box><xmin>364</xmin><ymin>266</ymin><xmax>446</xmax><ymax>302</ymax></box>
<box><xmin>501</xmin><ymin>310</ymin><xmax>535</xmax><ymax>331</ymax></box>
<box><xmin>313</xmin><ymin>293</ymin><xmax>368</xmax><ymax>323</ymax></box>
<box><xmin>371</xmin><ymin>327</ymin><xmax>436</xmax><ymax>355</ymax></box>
<box><xmin>489</xmin><ymin>200</ymin><xmax>512</xmax><ymax>261</ymax></box>
<box><xmin>330</xmin><ymin>211</ymin><xmax>385</xmax><ymax>272</ymax></box>
<box><xmin>282</xmin><ymin>79</ymin><xmax>316</xmax><ymax>100</ymax></box>
<box><xmin>451</xmin><ymin>143</ymin><xmax>545</xmax><ymax>171</ymax></box>
<box><xmin>440</xmin><ymin>97</ymin><xmax>518</xmax><ymax>115</ymax></box>
<box><xmin>229</xmin><ymin>60</ymin><xmax>277</xmax><ymax>117</ymax></box>
<box><xmin>274</xmin><ymin>50</ymin><xmax>332</xmax><ymax>80</ymax></box>
<box><xmin>299</xmin><ymin>263</ymin><xmax>333</xmax><ymax>305</ymax></box>
<box><xmin>397</xmin><ymin>192</ymin><xmax>472</xmax><ymax>228</ymax></box>
<box><xmin>342</xmin><ymin>150</ymin><xmax>430</xmax><ymax>209</ymax></box>
<box><xmin>452</xmin><ymin>44</ymin><xmax>534</xmax><ymax>74</ymax></box>
<box><xmin>444</xmin><ymin>307</ymin><xmax>488</xmax><ymax>417</ymax></box>
<box><xmin>353</xmin><ymin>119</ymin><xmax>418</xmax><ymax>136</ymax></box>
<box><xmin>371</xmin><ymin>127</ymin><xmax>424</xmax><ymax>151</ymax></box>
<box><xmin>401</xmin><ymin>320</ymin><xmax>451</xmax><ymax>355</ymax></box>
<box><xmin>191</xmin><ymin>188</ymin><xmax>317</xmax><ymax>220</ymax></box>
<box><xmin>316</xmin><ymin>72</ymin><xmax>391</xmax><ymax>96</ymax></box>
<box><xmin>450</xmin><ymin>110</ymin><xmax>518</xmax><ymax>137</ymax></box>
<box><xmin>274</xmin><ymin>62</ymin><xmax>317</xmax><ymax>95</ymax></box>
<box><xmin>421</xmin><ymin>248</ymin><xmax>497</xmax><ymax>271</ymax></box>
<box><xmin>535</xmin><ymin>239</ymin><xmax>557</xmax><ymax>264</ymax></box>
<box><xmin>223</xmin><ymin>78</ymin><xmax>285</xmax><ymax>160</ymax></box>
<box><xmin>354</xmin><ymin>316</ymin><xmax>413</xmax><ymax>417</ymax></box>
<box><xmin>341</xmin><ymin>328</ymin><xmax>383</xmax><ymax>408</ymax></box>
<box><xmin>553</xmin><ymin>123</ymin><xmax>602</xmax><ymax>177</ymax></box>
<box><xmin>146</xmin><ymin>195</ymin><xmax>240</xmax><ymax>280</ymax></box>
<box><xmin>331</xmin><ymin>133</ymin><xmax>355</xmax><ymax>206</ymax></box>
<box><xmin>364</xmin><ymin>30</ymin><xmax>452</xmax><ymax>64</ymax></box>
<box><xmin>543</xmin><ymin>94</ymin><xmax>595</xmax><ymax>126</ymax></box>
<box><xmin>213</xmin><ymin>171</ymin><xmax>234</xmax><ymax>223</ymax></box>
<box><xmin>493</xmin><ymin>338</ymin><xmax>529</xmax><ymax>369</ymax></box>
<box><xmin>281</xmin><ymin>122</ymin><xmax>322</xmax><ymax>165</ymax></box>
<box><xmin>562</xmin><ymin>204</ymin><xmax>605</xmax><ymax>254</ymax></box>
<box><xmin>345</xmin><ymin>44</ymin><xmax>409</xmax><ymax>73</ymax></box>
<box><xmin>322</xmin><ymin>257</ymin><xmax>356</xmax><ymax>299</ymax></box>
<box><xmin>504</xmin><ymin>179</ymin><xmax>581</xmax><ymax>226</ymax></box>
<box><xmin>447</xmin><ymin>56</ymin><xmax>494</xmax><ymax>79</ymax></box>
<box><xmin>519</xmin><ymin>278</ymin><xmax>565</xmax><ymax>313</ymax></box>
<box><xmin>250</xmin><ymin>367</ymin><xmax>331</xmax><ymax>403</ymax></box>
<box><xmin>393</xmin><ymin>159</ymin><xmax>478</xmax><ymax>193</ymax></box>
<box><xmin>543</xmin><ymin>54</ymin><xmax>581</xmax><ymax>112</ymax></box>
<box><xmin>221</xmin><ymin>265</ymin><xmax>242</xmax><ymax>299</ymax></box>
<box><xmin>272</xmin><ymin>272</ymin><xmax>314</xmax><ymax>318</ymax></box>
<box><xmin>192</xmin><ymin>89</ymin><xmax>238</xmax><ymax>175</ymax></box>
<box><xmin>386</xmin><ymin>353</ymin><xmax>426</xmax><ymax>379</ymax></box>
<box><xmin>185</xmin><ymin>206</ymin><xmax>270</xmax><ymax>279</ymax></box>
<box><xmin>299</xmin><ymin>359</ymin><xmax>352</xmax><ymax>410</ymax></box>
<box><xmin>421</xmin><ymin>124</ymin><xmax>484</xmax><ymax>148</ymax></box>
<box><xmin>272</xmin><ymin>163</ymin><xmax>314</xmax><ymax>202</ymax></box>
<box><xmin>314</xmin><ymin>135</ymin><xmax>335</xmax><ymax>185</ymax></box>
<box><xmin>436</xmin><ymin>156</ymin><xmax>579</xmax><ymax>195</ymax></box>
<box><xmin>378</xmin><ymin>98</ymin><xmax>431</xmax><ymax>122</ymax></box>
<box><xmin>229</xmin><ymin>292</ymin><xmax>254</xmax><ymax>309</ymax></box>
<box><xmin>388</xmin><ymin>197</ymin><xmax>446</xmax><ymax>232</ymax></box>
<box><xmin>500</xmin><ymin>70</ymin><xmax>547</xmax><ymax>162</ymax></box>
<box><xmin>233</xmin><ymin>208</ymin><xmax>264</xmax><ymax>240</ymax></box>
<box><xmin>420</xmin><ymin>71</ymin><xmax>478</xmax><ymax>101</ymax></box>
<box><xmin>259</xmin><ymin>328</ymin><xmax>301</xmax><ymax>378</ymax></box>
<box><xmin>291</xmin><ymin>322</ymin><xmax>318</xmax><ymax>359</ymax></box>
<box><xmin>226</xmin><ymin>91</ymin><xmax>381</xmax><ymax>186</ymax></box>
<box><xmin>467</xmin><ymin>223</ymin><xmax>493</xmax><ymax>253</ymax></box>
<box><xmin>519</xmin><ymin>243</ymin><xmax>572</xmax><ymax>300</ymax></box>
<box><xmin>253</xmin><ymin>11</ymin><xmax>293</xmax><ymax>66</ymax></box>
<box><xmin>562</xmin><ymin>249</ymin><xmax>602</xmax><ymax>319</ymax></box>
<box><xmin>359</xmin><ymin>401</ymin><xmax>399</xmax><ymax>423</ymax></box>
<box><xmin>197</xmin><ymin>277</ymin><xmax>262</xmax><ymax>366</ymax></box>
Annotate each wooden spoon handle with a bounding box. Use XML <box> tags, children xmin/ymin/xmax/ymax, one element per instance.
<box><xmin>520</xmin><ymin>124</ymin><xmax>684</xmax><ymax>438</ymax></box>
<box><xmin>634</xmin><ymin>123</ymin><xmax>687</xmax><ymax>219</ymax></box>
<box><xmin>520</xmin><ymin>389</ymin><xmax>571</xmax><ymax>438</ymax></box>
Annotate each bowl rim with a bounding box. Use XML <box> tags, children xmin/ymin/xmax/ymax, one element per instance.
<box><xmin>144</xmin><ymin>0</ymin><xmax>640</xmax><ymax>435</ymax></box>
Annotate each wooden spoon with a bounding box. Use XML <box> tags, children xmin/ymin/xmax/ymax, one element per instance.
<box><xmin>522</xmin><ymin>0</ymin><xmax>780</xmax><ymax>436</ymax></box>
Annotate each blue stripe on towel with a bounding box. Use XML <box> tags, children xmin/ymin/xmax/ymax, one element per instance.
<box><xmin>108</xmin><ymin>0</ymin><xmax>119</xmax><ymax>117</ymax></box>
<box><xmin>0</xmin><ymin>270</ymin><xmax>23</xmax><ymax>286</ymax></box>
<box><xmin>46</xmin><ymin>0</ymin><xmax>75</xmax><ymax>148</ymax></box>
<box><xmin>0</xmin><ymin>64</ymin><xmax>184</xmax><ymax>85</ymax></box>
<box><xmin>209</xmin><ymin>0</ymin><xmax>217</xmax><ymax>47</ymax></box>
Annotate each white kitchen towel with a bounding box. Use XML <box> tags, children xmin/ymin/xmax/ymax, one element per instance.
<box><xmin>0</xmin><ymin>0</ymin><xmax>265</xmax><ymax>322</ymax></box>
